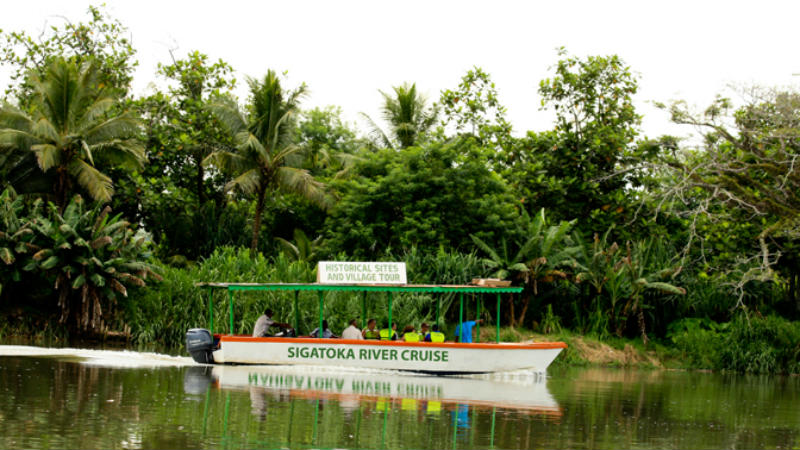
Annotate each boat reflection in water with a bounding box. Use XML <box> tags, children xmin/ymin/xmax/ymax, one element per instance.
<box><xmin>184</xmin><ymin>365</ymin><xmax>561</xmax><ymax>448</ymax></box>
<box><xmin>190</xmin><ymin>364</ymin><xmax>561</xmax><ymax>417</ymax></box>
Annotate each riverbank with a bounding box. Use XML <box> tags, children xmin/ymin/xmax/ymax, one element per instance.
<box><xmin>480</xmin><ymin>327</ymin><xmax>666</xmax><ymax>369</ymax></box>
<box><xmin>3</xmin><ymin>318</ymin><xmax>798</xmax><ymax>374</ymax></box>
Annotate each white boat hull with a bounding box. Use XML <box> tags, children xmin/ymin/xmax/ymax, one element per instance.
<box><xmin>209</xmin><ymin>336</ymin><xmax>566</xmax><ymax>374</ymax></box>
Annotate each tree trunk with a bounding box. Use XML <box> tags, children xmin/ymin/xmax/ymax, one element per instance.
<box><xmin>637</xmin><ymin>305</ymin><xmax>648</xmax><ymax>346</ymax></box>
<box><xmin>196</xmin><ymin>154</ymin><xmax>205</xmax><ymax>205</ymax></box>
<box><xmin>55</xmin><ymin>167</ymin><xmax>70</xmax><ymax>212</ymax></box>
<box><xmin>516</xmin><ymin>294</ymin><xmax>531</xmax><ymax>329</ymax></box>
<box><xmin>250</xmin><ymin>184</ymin><xmax>266</xmax><ymax>253</ymax></box>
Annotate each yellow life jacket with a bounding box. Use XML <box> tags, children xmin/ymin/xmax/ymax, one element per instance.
<box><xmin>364</xmin><ymin>329</ymin><xmax>381</xmax><ymax>340</ymax></box>
<box><xmin>403</xmin><ymin>332</ymin><xmax>420</xmax><ymax>342</ymax></box>
<box><xmin>379</xmin><ymin>328</ymin><xmax>397</xmax><ymax>340</ymax></box>
<box><xmin>428</xmin><ymin>331</ymin><xmax>445</xmax><ymax>343</ymax></box>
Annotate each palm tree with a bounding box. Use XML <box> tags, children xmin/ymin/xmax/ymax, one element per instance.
<box><xmin>0</xmin><ymin>58</ymin><xmax>145</xmax><ymax>210</ymax></box>
<box><xmin>205</xmin><ymin>70</ymin><xmax>330</xmax><ymax>252</ymax></box>
<box><xmin>361</xmin><ymin>82</ymin><xmax>437</xmax><ymax>149</ymax></box>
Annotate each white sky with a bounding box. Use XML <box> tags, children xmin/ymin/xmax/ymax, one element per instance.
<box><xmin>4</xmin><ymin>0</ymin><xmax>800</xmax><ymax>140</ymax></box>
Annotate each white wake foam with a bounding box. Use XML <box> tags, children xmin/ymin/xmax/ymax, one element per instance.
<box><xmin>0</xmin><ymin>345</ymin><xmax>195</xmax><ymax>368</ymax></box>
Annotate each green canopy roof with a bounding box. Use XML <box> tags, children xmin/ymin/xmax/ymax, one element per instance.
<box><xmin>195</xmin><ymin>282</ymin><xmax>522</xmax><ymax>294</ymax></box>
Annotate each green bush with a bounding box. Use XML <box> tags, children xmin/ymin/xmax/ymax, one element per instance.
<box><xmin>667</xmin><ymin>315</ymin><xmax>800</xmax><ymax>374</ymax></box>
<box><xmin>718</xmin><ymin>314</ymin><xmax>800</xmax><ymax>374</ymax></box>
<box><xmin>666</xmin><ymin>318</ymin><xmax>727</xmax><ymax>369</ymax></box>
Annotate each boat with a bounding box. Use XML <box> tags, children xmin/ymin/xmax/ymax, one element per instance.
<box><xmin>185</xmin><ymin>263</ymin><xmax>566</xmax><ymax>374</ymax></box>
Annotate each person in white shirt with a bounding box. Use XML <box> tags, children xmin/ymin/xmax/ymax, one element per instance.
<box><xmin>341</xmin><ymin>319</ymin><xmax>363</xmax><ymax>340</ymax></box>
<box><xmin>252</xmin><ymin>309</ymin><xmax>292</xmax><ymax>337</ymax></box>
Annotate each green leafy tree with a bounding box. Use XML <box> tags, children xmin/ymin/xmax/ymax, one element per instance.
<box><xmin>514</xmin><ymin>49</ymin><xmax>642</xmax><ymax>236</ymax></box>
<box><xmin>28</xmin><ymin>195</ymin><xmax>160</xmax><ymax>333</ymax></box>
<box><xmin>361</xmin><ymin>83</ymin><xmax>438</xmax><ymax>149</ymax></box>
<box><xmin>205</xmin><ymin>70</ymin><xmax>330</xmax><ymax>252</ymax></box>
<box><xmin>439</xmin><ymin>66</ymin><xmax>512</xmax><ymax>147</ymax></box>
<box><xmin>323</xmin><ymin>139</ymin><xmax>518</xmax><ymax>258</ymax></box>
<box><xmin>0</xmin><ymin>58</ymin><xmax>145</xmax><ymax>210</ymax></box>
<box><xmin>295</xmin><ymin>106</ymin><xmax>361</xmax><ymax>177</ymax></box>
<box><xmin>0</xmin><ymin>4</ymin><xmax>137</xmax><ymax>102</ymax></box>
<box><xmin>155</xmin><ymin>50</ymin><xmax>236</xmax><ymax>204</ymax></box>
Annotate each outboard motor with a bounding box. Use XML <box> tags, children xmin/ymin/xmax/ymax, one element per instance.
<box><xmin>186</xmin><ymin>328</ymin><xmax>216</xmax><ymax>364</ymax></box>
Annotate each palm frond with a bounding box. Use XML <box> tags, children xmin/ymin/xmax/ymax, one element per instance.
<box><xmin>83</xmin><ymin>113</ymin><xmax>142</xmax><ymax>144</ymax></box>
<box><xmin>275</xmin><ymin>166</ymin><xmax>332</xmax><ymax>210</ymax></box>
<box><xmin>31</xmin><ymin>143</ymin><xmax>61</xmax><ymax>171</ymax></box>
<box><xmin>359</xmin><ymin>112</ymin><xmax>394</xmax><ymax>149</ymax></box>
<box><xmin>209</xmin><ymin>95</ymin><xmax>248</xmax><ymax>134</ymax></box>
<box><xmin>67</xmin><ymin>159</ymin><xmax>113</xmax><ymax>203</ymax></box>
<box><xmin>88</xmin><ymin>139</ymin><xmax>146</xmax><ymax>170</ymax></box>
<box><xmin>224</xmin><ymin>168</ymin><xmax>261</xmax><ymax>195</ymax></box>
<box><xmin>203</xmin><ymin>150</ymin><xmax>253</xmax><ymax>174</ymax></box>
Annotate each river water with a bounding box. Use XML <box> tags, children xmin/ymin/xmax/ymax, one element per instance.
<box><xmin>0</xmin><ymin>346</ymin><xmax>798</xmax><ymax>449</ymax></box>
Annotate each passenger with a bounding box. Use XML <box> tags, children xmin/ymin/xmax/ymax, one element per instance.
<box><xmin>426</xmin><ymin>324</ymin><xmax>446</xmax><ymax>343</ymax></box>
<box><xmin>362</xmin><ymin>318</ymin><xmax>381</xmax><ymax>340</ymax></box>
<box><xmin>402</xmin><ymin>325</ymin><xmax>420</xmax><ymax>342</ymax></box>
<box><xmin>379</xmin><ymin>322</ymin><xmax>398</xmax><ymax>341</ymax></box>
<box><xmin>454</xmin><ymin>319</ymin><xmax>484</xmax><ymax>343</ymax></box>
<box><xmin>253</xmin><ymin>308</ymin><xmax>293</xmax><ymax>337</ymax></box>
<box><xmin>418</xmin><ymin>323</ymin><xmax>430</xmax><ymax>341</ymax></box>
<box><xmin>310</xmin><ymin>320</ymin><xmax>338</xmax><ymax>338</ymax></box>
<box><xmin>341</xmin><ymin>318</ymin><xmax>364</xmax><ymax>340</ymax></box>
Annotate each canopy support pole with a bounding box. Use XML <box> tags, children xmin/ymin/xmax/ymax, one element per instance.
<box><xmin>388</xmin><ymin>292</ymin><xmax>393</xmax><ymax>337</ymax></box>
<box><xmin>318</xmin><ymin>291</ymin><xmax>324</xmax><ymax>338</ymax></box>
<box><xmin>458</xmin><ymin>293</ymin><xmax>464</xmax><ymax>342</ymax></box>
<box><xmin>475</xmin><ymin>294</ymin><xmax>480</xmax><ymax>343</ymax></box>
<box><xmin>436</xmin><ymin>295</ymin><xmax>440</xmax><ymax>330</ymax></box>
<box><xmin>496</xmin><ymin>293</ymin><xmax>501</xmax><ymax>343</ymax></box>
<box><xmin>294</xmin><ymin>290</ymin><xmax>300</xmax><ymax>332</ymax></box>
<box><xmin>228</xmin><ymin>288</ymin><xmax>234</xmax><ymax>335</ymax></box>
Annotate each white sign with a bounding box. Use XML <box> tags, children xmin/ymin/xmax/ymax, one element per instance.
<box><xmin>317</xmin><ymin>261</ymin><xmax>407</xmax><ymax>284</ymax></box>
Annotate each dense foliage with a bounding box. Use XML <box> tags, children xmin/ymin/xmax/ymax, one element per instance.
<box><xmin>1</xmin><ymin>6</ymin><xmax>798</xmax><ymax>373</ymax></box>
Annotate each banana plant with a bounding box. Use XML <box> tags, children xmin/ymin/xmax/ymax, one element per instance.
<box><xmin>28</xmin><ymin>195</ymin><xmax>161</xmax><ymax>333</ymax></box>
<box><xmin>619</xmin><ymin>240</ymin><xmax>685</xmax><ymax>345</ymax></box>
<box><xmin>0</xmin><ymin>188</ymin><xmax>40</xmax><ymax>297</ymax></box>
<box><xmin>471</xmin><ymin>208</ymin><xmax>577</xmax><ymax>327</ymax></box>
<box><xmin>517</xmin><ymin>208</ymin><xmax>578</xmax><ymax>327</ymax></box>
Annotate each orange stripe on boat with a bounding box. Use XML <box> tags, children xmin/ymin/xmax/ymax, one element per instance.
<box><xmin>218</xmin><ymin>335</ymin><xmax>567</xmax><ymax>350</ymax></box>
